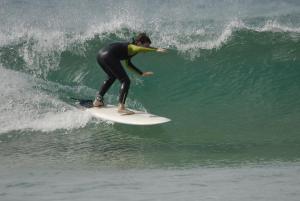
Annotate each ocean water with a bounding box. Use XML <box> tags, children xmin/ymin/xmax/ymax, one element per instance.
<box><xmin>0</xmin><ymin>0</ymin><xmax>300</xmax><ymax>200</ymax></box>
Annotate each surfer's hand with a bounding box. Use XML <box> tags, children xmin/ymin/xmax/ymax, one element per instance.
<box><xmin>156</xmin><ymin>48</ymin><xmax>167</xmax><ymax>53</ymax></box>
<box><xmin>142</xmin><ymin>71</ymin><xmax>154</xmax><ymax>77</ymax></box>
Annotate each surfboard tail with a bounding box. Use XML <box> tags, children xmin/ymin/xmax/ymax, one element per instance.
<box><xmin>70</xmin><ymin>97</ymin><xmax>94</xmax><ymax>108</ymax></box>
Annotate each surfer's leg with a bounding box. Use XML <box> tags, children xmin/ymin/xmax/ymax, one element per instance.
<box><xmin>119</xmin><ymin>76</ymin><xmax>130</xmax><ymax>104</ymax></box>
<box><xmin>98</xmin><ymin>76</ymin><xmax>116</xmax><ymax>98</ymax></box>
<box><xmin>106</xmin><ymin>59</ymin><xmax>134</xmax><ymax>114</ymax></box>
<box><xmin>106</xmin><ymin>59</ymin><xmax>130</xmax><ymax>104</ymax></box>
<box><xmin>117</xmin><ymin>74</ymin><xmax>134</xmax><ymax>114</ymax></box>
<box><xmin>94</xmin><ymin>56</ymin><xmax>116</xmax><ymax>107</ymax></box>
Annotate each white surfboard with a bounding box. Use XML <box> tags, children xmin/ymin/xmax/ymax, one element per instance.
<box><xmin>77</xmin><ymin>99</ymin><xmax>171</xmax><ymax>125</ymax></box>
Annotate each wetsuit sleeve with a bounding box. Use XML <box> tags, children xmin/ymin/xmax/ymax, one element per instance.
<box><xmin>128</xmin><ymin>44</ymin><xmax>157</xmax><ymax>55</ymax></box>
<box><xmin>125</xmin><ymin>59</ymin><xmax>143</xmax><ymax>76</ymax></box>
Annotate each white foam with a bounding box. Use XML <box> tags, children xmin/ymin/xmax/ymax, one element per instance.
<box><xmin>0</xmin><ymin>67</ymin><xmax>93</xmax><ymax>134</ymax></box>
<box><xmin>256</xmin><ymin>20</ymin><xmax>300</xmax><ymax>33</ymax></box>
<box><xmin>1</xmin><ymin>18</ymin><xmax>299</xmax><ymax>65</ymax></box>
<box><xmin>24</xmin><ymin>110</ymin><xmax>92</xmax><ymax>132</ymax></box>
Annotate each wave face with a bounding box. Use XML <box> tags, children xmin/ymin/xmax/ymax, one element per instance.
<box><xmin>0</xmin><ymin>0</ymin><xmax>300</xmax><ymax>167</ymax></box>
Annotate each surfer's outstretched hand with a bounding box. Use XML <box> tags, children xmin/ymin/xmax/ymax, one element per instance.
<box><xmin>142</xmin><ymin>71</ymin><xmax>154</xmax><ymax>77</ymax></box>
<box><xmin>156</xmin><ymin>48</ymin><xmax>167</xmax><ymax>53</ymax></box>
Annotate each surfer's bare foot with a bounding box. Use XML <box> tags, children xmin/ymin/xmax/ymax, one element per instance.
<box><xmin>93</xmin><ymin>98</ymin><xmax>104</xmax><ymax>107</ymax></box>
<box><xmin>118</xmin><ymin>104</ymin><xmax>134</xmax><ymax>115</ymax></box>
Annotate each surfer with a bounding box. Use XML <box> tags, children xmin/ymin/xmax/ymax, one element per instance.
<box><xmin>93</xmin><ymin>33</ymin><xmax>167</xmax><ymax>114</ymax></box>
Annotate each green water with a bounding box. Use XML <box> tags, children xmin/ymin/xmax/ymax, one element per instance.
<box><xmin>1</xmin><ymin>1</ymin><xmax>300</xmax><ymax>200</ymax></box>
<box><xmin>1</xmin><ymin>29</ymin><xmax>300</xmax><ymax>167</ymax></box>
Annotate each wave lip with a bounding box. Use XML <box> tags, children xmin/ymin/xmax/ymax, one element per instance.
<box><xmin>174</xmin><ymin>19</ymin><xmax>300</xmax><ymax>59</ymax></box>
<box><xmin>2</xmin><ymin>18</ymin><xmax>299</xmax><ymax>71</ymax></box>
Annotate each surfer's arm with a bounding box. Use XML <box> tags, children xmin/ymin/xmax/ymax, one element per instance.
<box><xmin>125</xmin><ymin>59</ymin><xmax>143</xmax><ymax>76</ymax></box>
<box><xmin>128</xmin><ymin>44</ymin><xmax>157</xmax><ymax>54</ymax></box>
<box><xmin>128</xmin><ymin>44</ymin><xmax>167</xmax><ymax>55</ymax></box>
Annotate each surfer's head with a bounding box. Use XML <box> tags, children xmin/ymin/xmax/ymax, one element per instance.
<box><xmin>133</xmin><ymin>33</ymin><xmax>151</xmax><ymax>47</ymax></box>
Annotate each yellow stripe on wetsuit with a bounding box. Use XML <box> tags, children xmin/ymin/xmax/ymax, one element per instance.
<box><xmin>128</xmin><ymin>44</ymin><xmax>157</xmax><ymax>55</ymax></box>
<box><xmin>124</xmin><ymin>44</ymin><xmax>157</xmax><ymax>75</ymax></box>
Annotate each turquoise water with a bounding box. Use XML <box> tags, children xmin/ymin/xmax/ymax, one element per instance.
<box><xmin>0</xmin><ymin>0</ymin><xmax>300</xmax><ymax>200</ymax></box>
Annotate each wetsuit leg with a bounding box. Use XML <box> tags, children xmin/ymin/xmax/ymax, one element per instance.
<box><xmin>104</xmin><ymin>58</ymin><xmax>130</xmax><ymax>105</ymax></box>
<box><xmin>97</xmin><ymin>55</ymin><xmax>116</xmax><ymax>99</ymax></box>
<box><xmin>119</xmin><ymin>75</ymin><xmax>130</xmax><ymax>104</ymax></box>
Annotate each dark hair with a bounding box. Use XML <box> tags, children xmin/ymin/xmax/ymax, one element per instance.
<box><xmin>132</xmin><ymin>33</ymin><xmax>151</xmax><ymax>44</ymax></box>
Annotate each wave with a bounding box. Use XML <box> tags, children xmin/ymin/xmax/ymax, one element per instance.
<box><xmin>0</xmin><ymin>67</ymin><xmax>96</xmax><ymax>134</ymax></box>
<box><xmin>1</xmin><ymin>19</ymin><xmax>299</xmax><ymax>77</ymax></box>
<box><xmin>0</xmin><ymin>17</ymin><xmax>299</xmax><ymax>134</ymax></box>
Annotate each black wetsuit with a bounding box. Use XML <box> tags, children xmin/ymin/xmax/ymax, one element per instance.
<box><xmin>96</xmin><ymin>42</ymin><xmax>143</xmax><ymax>104</ymax></box>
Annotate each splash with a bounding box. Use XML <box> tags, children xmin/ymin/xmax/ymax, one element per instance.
<box><xmin>0</xmin><ymin>67</ymin><xmax>92</xmax><ymax>134</ymax></box>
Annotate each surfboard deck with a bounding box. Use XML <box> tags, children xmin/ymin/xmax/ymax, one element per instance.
<box><xmin>76</xmin><ymin>99</ymin><xmax>171</xmax><ymax>125</ymax></box>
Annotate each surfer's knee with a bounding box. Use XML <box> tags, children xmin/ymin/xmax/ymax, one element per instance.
<box><xmin>120</xmin><ymin>77</ymin><xmax>130</xmax><ymax>89</ymax></box>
